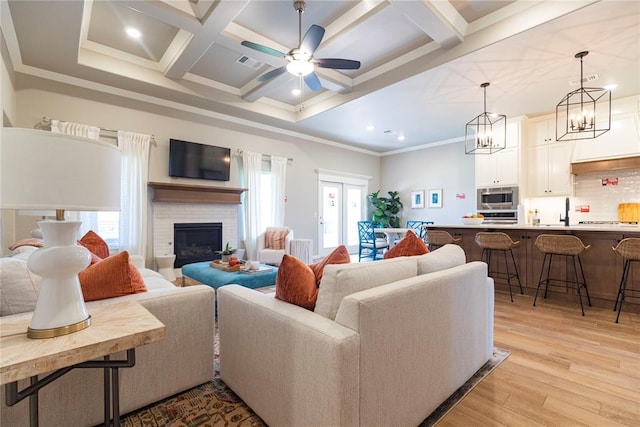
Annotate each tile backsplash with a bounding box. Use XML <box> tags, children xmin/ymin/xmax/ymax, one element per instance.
<box><xmin>526</xmin><ymin>169</ymin><xmax>640</xmax><ymax>224</ymax></box>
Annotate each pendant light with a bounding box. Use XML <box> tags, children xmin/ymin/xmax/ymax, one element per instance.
<box><xmin>465</xmin><ymin>82</ymin><xmax>506</xmax><ymax>154</ymax></box>
<box><xmin>556</xmin><ymin>51</ymin><xmax>611</xmax><ymax>141</ymax></box>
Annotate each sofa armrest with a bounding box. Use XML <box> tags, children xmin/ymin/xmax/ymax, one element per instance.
<box><xmin>129</xmin><ymin>254</ymin><xmax>145</xmax><ymax>269</ymax></box>
<box><xmin>284</xmin><ymin>228</ymin><xmax>294</xmax><ymax>254</ymax></box>
<box><xmin>218</xmin><ymin>285</ymin><xmax>359</xmax><ymax>427</ymax></box>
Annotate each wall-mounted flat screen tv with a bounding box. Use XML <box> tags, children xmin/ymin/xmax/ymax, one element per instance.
<box><xmin>169</xmin><ymin>139</ymin><xmax>231</xmax><ymax>181</ymax></box>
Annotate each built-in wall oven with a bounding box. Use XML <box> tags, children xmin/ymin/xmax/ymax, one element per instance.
<box><xmin>477</xmin><ymin>186</ymin><xmax>519</xmax><ymax>224</ymax></box>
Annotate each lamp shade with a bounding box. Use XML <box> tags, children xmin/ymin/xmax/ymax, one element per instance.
<box><xmin>1</xmin><ymin>128</ymin><xmax>121</xmax><ymax>212</ymax></box>
<box><xmin>1</xmin><ymin>127</ymin><xmax>121</xmax><ymax>338</ymax></box>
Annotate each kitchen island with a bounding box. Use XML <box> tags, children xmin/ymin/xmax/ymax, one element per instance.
<box><xmin>426</xmin><ymin>223</ymin><xmax>640</xmax><ymax>313</ymax></box>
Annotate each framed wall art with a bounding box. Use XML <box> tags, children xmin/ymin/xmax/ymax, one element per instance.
<box><xmin>411</xmin><ymin>190</ymin><xmax>424</xmax><ymax>209</ymax></box>
<box><xmin>428</xmin><ymin>188</ymin><xmax>443</xmax><ymax>208</ymax></box>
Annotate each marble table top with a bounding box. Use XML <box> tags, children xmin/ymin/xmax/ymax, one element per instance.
<box><xmin>0</xmin><ymin>301</ymin><xmax>166</xmax><ymax>384</ymax></box>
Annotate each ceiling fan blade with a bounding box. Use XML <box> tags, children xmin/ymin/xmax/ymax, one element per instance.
<box><xmin>300</xmin><ymin>24</ymin><xmax>325</xmax><ymax>54</ymax></box>
<box><xmin>304</xmin><ymin>72</ymin><xmax>322</xmax><ymax>92</ymax></box>
<box><xmin>257</xmin><ymin>66</ymin><xmax>287</xmax><ymax>83</ymax></box>
<box><xmin>314</xmin><ymin>58</ymin><xmax>361</xmax><ymax>70</ymax></box>
<box><xmin>241</xmin><ymin>41</ymin><xmax>286</xmax><ymax>58</ymax></box>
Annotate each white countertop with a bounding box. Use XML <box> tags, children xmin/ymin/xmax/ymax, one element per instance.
<box><xmin>427</xmin><ymin>223</ymin><xmax>640</xmax><ymax>233</ymax></box>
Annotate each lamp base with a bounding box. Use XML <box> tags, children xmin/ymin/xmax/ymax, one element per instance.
<box><xmin>26</xmin><ymin>220</ymin><xmax>92</xmax><ymax>339</ymax></box>
<box><xmin>27</xmin><ymin>316</ymin><xmax>92</xmax><ymax>339</ymax></box>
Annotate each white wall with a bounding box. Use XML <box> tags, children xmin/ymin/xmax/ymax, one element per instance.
<box><xmin>1</xmin><ymin>36</ymin><xmax>16</xmax><ymax>126</ymax></box>
<box><xmin>380</xmin><ymin>141</ymin><xmax>477</xmax><ymax>225</ymax></box>
<box><xmin>11</xmin><ymin>76</ymin><xmax>381</xmax><ymax>258</ymax></box>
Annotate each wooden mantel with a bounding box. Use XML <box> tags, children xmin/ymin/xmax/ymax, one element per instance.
<box><xmin>149</xmin><ymin>182</ymin><xmax>247</xmax><ymax>204</ymax></box>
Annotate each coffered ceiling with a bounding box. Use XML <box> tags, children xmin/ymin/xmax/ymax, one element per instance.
<box><xmin>3</xmin><ymin>0</ymin><xmax>639</xmax><ymax>153</ymax></box>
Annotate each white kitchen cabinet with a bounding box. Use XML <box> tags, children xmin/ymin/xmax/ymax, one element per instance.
<box><xmin>475</xmin><ymin>122</ymin><xmax>520</xmax><ymax>187</ymax></box>
<box><xmin>528</xmin><ymin>117</ymin><xmax>555</xmax><ymax>146</ymax></box>
<box><xmin>527</xmin><ymin>141</ymin><xmax>572</xmax><ymax>197</ymax></box>
<box><xmin>571</xmin><ymin>101</ymin><xmax>640</xmax><ymax>162</ymax></box>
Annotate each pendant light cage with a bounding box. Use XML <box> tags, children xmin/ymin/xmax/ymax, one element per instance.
<box><xmin>556</xmin><ymin>51</ymin><xmax>611</xmax><ymax>141</ymax></box>
<box><xmin>465</xmin><ymin>82</ymin><xmax>507</xmax><ymax>155</ymax></box>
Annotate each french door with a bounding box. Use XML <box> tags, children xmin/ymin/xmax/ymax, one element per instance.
<box><xmin>318</xmin><ymin>176</ymin><xmax>368</xmax><ymax>257</ymax></box>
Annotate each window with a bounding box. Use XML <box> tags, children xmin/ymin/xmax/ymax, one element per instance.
<box><xmin>97</xmin><ymin>212</ymin><xmax>120</xmax><ymax>247</ymax></box>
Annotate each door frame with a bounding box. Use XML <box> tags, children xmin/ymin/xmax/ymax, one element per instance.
<box><xmin>317</xmin><ymin>169</ymin><xmax>371</xmax><ymax>257</ymax></box>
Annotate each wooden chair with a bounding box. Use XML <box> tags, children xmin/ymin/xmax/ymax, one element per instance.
<box><xmin>533</xmin><ymin>234</ymin><xmax>592</xmax><ymax>316</ymax></box>
<box><xmin>475</xmin><ymin>232</ymin><xmax>523</xmax><ymax>303</ymax></box>
<box><xmin>425</xmin><ymin>230</ymin><xmax>461</xmax><ymax>251</ymax></box>
<box><xmin>358</xmin><ymin>220</ymin><xmax>389</xmax><ymax>261</ymax></box>
<box><xmin>612</xmin><ymin>237</ymin><xmax>640</xmax><ymax>323</ymax></box>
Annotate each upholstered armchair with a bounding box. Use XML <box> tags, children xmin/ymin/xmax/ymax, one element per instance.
<box><xmin>257</xmin><ymin>227</ymin><xmax>293</xmax><ymax>266</ymax></box>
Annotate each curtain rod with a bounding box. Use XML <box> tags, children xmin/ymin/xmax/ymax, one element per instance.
<box><xmin>38</xmin><ymin>116</ymin><xmax>157</xmax><ymax>146</ymax></box>
<box><xmin>234</xmin><ymin>149</ymin><xmax>293</xmax><ymax>162</ymax></box>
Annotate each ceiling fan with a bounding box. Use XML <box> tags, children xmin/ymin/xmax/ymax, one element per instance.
<box><xmin>241</xmin><ymin>0</ymin><xmax>361</xmax><ymax>92</ymax></box>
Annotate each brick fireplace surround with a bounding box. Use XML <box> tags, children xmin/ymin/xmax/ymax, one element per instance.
<box><xmin>150</xmin><ymin>182</ymin><xmax>246</xmax><ymax>270</ymax></box>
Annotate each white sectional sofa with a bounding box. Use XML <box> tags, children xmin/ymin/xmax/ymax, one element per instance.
<box><xmin>218</xmin><ymin>244</ymin><xmax>494</xmax><ymax>427</ymax></box>
<box><xmin>0</xmin><ymin>247</ymin><xmax>215</xmax><ymax>427</ymax></box>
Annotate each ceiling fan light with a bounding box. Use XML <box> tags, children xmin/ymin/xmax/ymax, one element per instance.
<box><xmin>287</xmin><ymin>60</ymin><xmax>314</xmax><ymax>76</ymax></box>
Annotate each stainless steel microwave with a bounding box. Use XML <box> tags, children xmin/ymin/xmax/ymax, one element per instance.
<box><xmin>477</xmin><ymin>186</ymin><xmax>519</xmax><ymax>210</ymax></box>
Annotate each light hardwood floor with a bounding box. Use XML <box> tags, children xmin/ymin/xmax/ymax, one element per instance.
<box><xmin>439</xmin><ymin>292</ymin><xmax>640</xmax><ymax>426</ymax></box>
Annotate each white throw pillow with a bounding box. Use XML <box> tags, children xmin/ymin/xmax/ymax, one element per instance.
<box><xmin>0</xmin><ymin>257</ymin><xmax>42</xmax><ymax>316</ymax></box>
<box><xmin>314</xmin><ymin>257</ymin><xmax>418</xmax><ymax>320</ymax></box>
<box><xmin>413</xmin><ymin>244</ymin><xmax>466</xmax><ymax>275</ymax></box>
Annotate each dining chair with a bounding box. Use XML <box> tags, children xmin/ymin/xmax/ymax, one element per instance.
<box><xmin>358</xmin><ymin>220</ymin><xmax>389</xmax><ymax>261</ymax></box>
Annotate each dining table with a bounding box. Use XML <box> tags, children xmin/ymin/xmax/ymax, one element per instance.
<box><xmin>374</xmin><ymin>227</ymin><xmax>410</xmax><ymax>246</ymax></box>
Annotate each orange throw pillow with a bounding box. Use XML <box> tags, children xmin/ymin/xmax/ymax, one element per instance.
<box><xmin>275</xmin><ymin>254</ymin><xmax>318</xmax><ymax>310</ymax></box>
<box><xmin>79</xmin><ymin>251</ymin><xmax>147</xmax><ymax>302</ymax></box>
<box><xmin>309</xmin><ymin>245</ymin><xmax>351</xmax><ymax>286</ymax></box>
<box><xmin>78</xmin><ymin>230</ymin><xmax>110</xmax><ymax>259</ymax></box>
<box><xmin>384</xmin><ymin>230</ymin><xmax>429</xmax><ymax>259</ymax></box>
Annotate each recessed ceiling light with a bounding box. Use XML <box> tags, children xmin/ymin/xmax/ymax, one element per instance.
<box><xmin>366</xmin><ymin>124</ymin><xmax>375</xmax><ymax>131</ymax></box>
<box><xmin>397</xmin><ymin>134</ymin><xmax>405</xmax><ymax>141</ymax></box>
<box><xmin>126</xmin><ymin>27</ymin><xmax>142</xmax><ymax>39</ymax></box>
<box><xmin>292</xmin><ymin>88</ymin><xmax>301</xmax><ymax>96</ymax></box>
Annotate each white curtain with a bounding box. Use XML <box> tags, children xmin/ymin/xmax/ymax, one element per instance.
<box><xmin>241</xmin><ymin>151</ymin><xmax>263</xmax><ymax>260</ymax></box>
<box><xmin>51</xmin><ymin>120</ymin><xmax>101</xmax><ymax>237</ymax></box>
<box><xmin>270</xmin><ymin>156</ymin><xmax>288</xmax><ymax>227</ymax></box>
<box><xmin>117</xmin><ymin>131</ymin><xmax>151</xmax><ymax>258</ymax></box>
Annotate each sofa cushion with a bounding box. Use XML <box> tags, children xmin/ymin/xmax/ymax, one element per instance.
<box><xmin>265</xmin><ymin>227</ymin><xmax>289</xmax><ymax>250</ymax></box>
<box><xmin>275</xmin><ymin>254</ymin><xmax>318</xmax><ymax>310</ymax></box>
<box><xmin>309</xmin><ymin>245</ymin><xmax>351</xmax><ymax>286</ymax></box>
<box><xmin>79</xmin><ymin>251</ymin><xmax>147</xmax><ymax>301</ymax></box>
<box><xmin>413</xmin><ymin>244</ymin><xmax>466</xmax><ymax>275</ymax></box>
<box><xmin>314</xmin><ymin>257</ymin><xmax>418</xmax><ymax>320</ymax></box>
<box><xmin>8</xmin><ymin>238</ymin><xmax>44</xmax><ymax>251</ymax></box>
<box><xmin>383</xmin><ymin>230</ymin><xmax>428</xmax><ymax>259</ymax></box>
<box><xmin>0</xmin><ymin>256</ymin><xmax>42</xmax><ymax>316</ymax></box>
<box><xmin>78</xmin><ymin>230</ymin><xmax>110</xmax><ymax>259</ymax></box>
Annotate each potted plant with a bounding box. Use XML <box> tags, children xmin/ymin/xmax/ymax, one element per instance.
<box><xmin>215</xmin><ymin>242</ymin><xmax>237</xmax><ymax>262</ymax></box>
<box><xmin>369</xmin><ymin>190</ymin><xmax>403</xmax><ymax>228</ymax></box>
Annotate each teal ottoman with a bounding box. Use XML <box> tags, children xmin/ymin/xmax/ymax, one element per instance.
<box><xmin>181</xmin><ymin>261</ymin><xmax>278</xmax><ymax>290</ymax></box>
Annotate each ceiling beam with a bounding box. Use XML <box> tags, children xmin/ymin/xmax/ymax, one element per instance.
<box><xmin>164</xmin><ymin>1</ymin><xmax>250</xmax><ymax>79</ymax></box>
<box><xmin>388</xmin><ymin>0</ymin><xmax>466</xmax><ymax>48</ymax></box>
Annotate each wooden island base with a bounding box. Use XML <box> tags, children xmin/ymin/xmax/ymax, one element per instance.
<box><xmin>427</xmin><ymin>224</ymin><xmax>640</xmax><ymax>313</ymax></box>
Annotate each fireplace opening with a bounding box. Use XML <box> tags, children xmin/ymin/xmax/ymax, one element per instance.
<box><xmin>174</xmin><ymin>222</ymin><xmax>222</xmax><ymax>267</ymax></box>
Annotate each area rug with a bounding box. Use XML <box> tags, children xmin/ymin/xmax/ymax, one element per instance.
<box><xmin>120</xmin><ymin>346</ymin><xmax>508</xmax><ymax>427</ymax></box>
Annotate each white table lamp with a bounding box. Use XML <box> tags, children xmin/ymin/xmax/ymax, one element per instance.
<box><xmin>1</xmin><ymin>128</ymin><xmax>121</xmax><ymax>338</ymax></box>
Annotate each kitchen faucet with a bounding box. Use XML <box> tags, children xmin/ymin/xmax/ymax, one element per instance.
<box><xmin>559</xmin><ymin>197</ymin><xmax>570</xmax><ymax>226</ymax></box>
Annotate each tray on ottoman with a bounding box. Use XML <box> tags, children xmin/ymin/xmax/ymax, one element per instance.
<box><xmin>210</xmin><ymin>260</ymin><xmax>241</xmax><ymax>272</ymax></box>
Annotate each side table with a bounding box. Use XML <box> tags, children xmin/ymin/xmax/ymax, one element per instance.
<box><xmin>1</xmin><ymin>301</ymin><xmax>166</xmax><ymax>427</ymax></box>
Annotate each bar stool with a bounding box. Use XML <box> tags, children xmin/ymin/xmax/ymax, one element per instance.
<box><xmin>533</xmin><ymin>234</ymin><xmax>592</xmax><ymax>316</ymax></box>
<box><xmin>475</xmin><ymin>232</ymin><xmax>523</xmax><ymax>302</ymax></box>
<box><xmin>612</xmin><ymin>237</ymin><xmax>640</xmax><ymax>323</ymax></box>
<box><xmin>425</xmin><ymin>230</ymin><xmax>461</xmax><ymax>251</ymax></box>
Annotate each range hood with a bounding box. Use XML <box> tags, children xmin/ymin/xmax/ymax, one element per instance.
<box><xmin>571</xmin><ymin>156</ymin><xmax>640</xmax><ymax>175</ymax></box>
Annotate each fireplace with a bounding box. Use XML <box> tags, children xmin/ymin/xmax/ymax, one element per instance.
<box><xmin>174</xmin><ymin>222</ymin><xmax>222</xmax><ymax>267</ymax></box>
